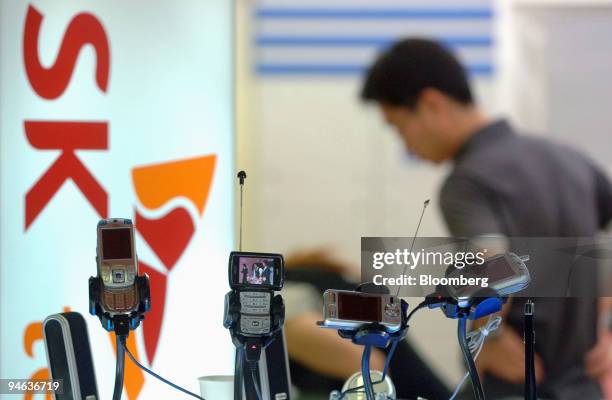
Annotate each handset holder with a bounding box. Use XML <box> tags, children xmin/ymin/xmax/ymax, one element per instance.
<box><xmin>323</xmin><ymin>284</ymin><xmax>409</xmax><ymax>400</ymax></box>
<box><xmin>425</xmin><ymin>287</ymin><xmax>505</xmax><ymax>320</ymax></box>
<box><xmin>223</xmin><ymin>289</ymin><xmax>285</xmax><ymax>400</ymax></box>
<box><xmin>424</xmin><ymin>287</ymin><xmax>505</xmax><ymax>400</ymax></box>
<box><xmin>88</xmin><ymin>274</ymin><xmax>151</xmax><ymax>336</ymax></box>
<box><xmin>223</xmin><ymin>289</ymin><xmax>285</xmax><ymax>358</ymax></box>
<box><xmin>330</xmin><ymin>283</ymin><xmax>410</xmax><ymax>348</ymax></box>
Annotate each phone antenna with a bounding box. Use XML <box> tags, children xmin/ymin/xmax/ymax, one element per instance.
<box><xmin>237</xmin><ymin>171</ymin><xmax>247</xmax><ymax>251</ymax></box>
<box><xmin>396</xmin><ymin>199</ymin><xmax>430</xmax><ymax>297</ymax></box>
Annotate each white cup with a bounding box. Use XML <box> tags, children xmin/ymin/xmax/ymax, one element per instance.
<box><xmin>198</xmin><ymin>375</ymin><xmax>234</xmax><ymax>399</ymax></box>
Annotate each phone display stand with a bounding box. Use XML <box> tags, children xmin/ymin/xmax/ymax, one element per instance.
<box><xmin>426</xmin><ymin>288</ymin><xmax>505</xmax><ymax>400</ymax></box>
<box><xmin>327</xmin><ymin>284</ymin><xmax>409</xmax><ymax>400</ymax></box>
<box><xmin>88</xmin><ymin>274</ymin><xmax>151</xmax><ymax>335</ymax></box>
<box><xmin>329</xmin><ymin>372</ymin><xmax>397</xmax><ymax>400</ymax></box>
<box><xmin>427</xmin><ymin>288</ymin><xmax>504</xmax><ymax>321</ymax></box>
<box><xmin>223</xmin><ymin>289</ymin><xmax>285</xmax><ymax>400</ymax></box>
<box><xmin>224</xmin><ymin>171</ymin><xmax>290</xmax><ymax>400</ymax></box>
<box><xmin>336</xmin><ymin>284</ymin><xmax>409</xmax><ymax>349</ymax></box>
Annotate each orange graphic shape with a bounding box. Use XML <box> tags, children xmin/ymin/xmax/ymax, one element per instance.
<box><xmin>25</xmin><ymin>368</ymin><xmax>51</xmax><ymax>400</ymax></box>
<box><xmin>110</xmin><ymin>333</ymin><xmax>145</xmax><ymax>399</ymax></box>
<box><xmin>24</xmin><ymin>322</ymin><xmax>43</xmax><ymax>358</ymax></box>
<box><xmin>132</xmin><ymin>155</ymin><xmax>216</xmax><ymax>216</ymax></box>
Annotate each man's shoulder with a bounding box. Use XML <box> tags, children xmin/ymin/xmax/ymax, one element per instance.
<box><xmin>439</xmin><ymin>169</ymin><xmax>489</xmax><ymax>206</ymax></box>
<box><xmin>454</xmin><ymin>129</ymin><xmax>592</xmax><ymax>181</ymax></box>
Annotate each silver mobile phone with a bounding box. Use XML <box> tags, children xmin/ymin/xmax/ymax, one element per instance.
<box><xmin>96</xmin><ymin>218</ymin><xmax>139</xmax><ymax>314</ymax></box>
<box><xmin>446</xmin><ymin>252</ymin><xmax>530</xmax><ymax>299</ymax></box>
<box><xmin>320</xmin><ymin>289</ymin><xmax>402</xmax><ymax>332</ymax></box>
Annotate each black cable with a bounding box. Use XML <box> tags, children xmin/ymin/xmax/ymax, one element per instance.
<box><xmin>112</xmin><ymin>334</ymin><xmax>126</xmax><ymax>400</ymax></box>
<box><xmin>234</xmin><ymin>348</ymin><xmax>243</xmax><ymax>400</ymax></box>
<box><xmin>337</xmin><ymin>301</ymin><xmax>426</xmax><ymax>400</ymax></box>
<box><xmin>121</xmin><ymin>337</ymin><xmax>205</xmax><ymax>400</ymax></box>
<box><xmin>458</xmin><ymin>317</ymin><xmax>485</xmax><ymax>400</ymax></box>
<box><xmin>337</xmin><ymin>337</ymin><xmax>400</xmax><ymax>400</ymax></box>
<box><xmin>361</xmin><ymin>344</ymin><xmax>375</xmax><ymax>400</ymax></box>
<box><xmin>406</xmin><ymin>300</ymin><xmax>427</xmax><ymax>323</ymax></box>
<box><xmin>248</xmin><ymin>362</ymin><xmax>262</xmax><ymax>400</ymax></box>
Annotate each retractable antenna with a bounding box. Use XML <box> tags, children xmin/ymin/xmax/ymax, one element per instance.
<box><xmin>395</xmin><ymin>199</ymin><xmax>430</xmax><ymax>298</ymax></box>
<box><xmin>237</xmin><ymin>171</ymin><xmax>247</xmax><ymax>251</ymax></box>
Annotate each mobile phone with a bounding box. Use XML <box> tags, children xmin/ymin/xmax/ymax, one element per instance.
<box><xmin>228</xmin><ymin>251</ymin><xmax>284</xmax><ymax>291</ymax></box>
<box><xmin>225</xmin><ymin>251</ymin><xmax>285</xmax><ymax>336</ymax></box>
<box><xmin>96</xmin><ymin>218</ymin><xmax>139</xmax><ymax>314</ymax></box>
<box><xmin>446</xmin><ymin>252</ymin><xmax>530</xmax><ymax>299</ymax></box>
<box><xmin>320</xmin><ymin>290</ymin><xmax>402</xmax><ymax>332</ymax></box>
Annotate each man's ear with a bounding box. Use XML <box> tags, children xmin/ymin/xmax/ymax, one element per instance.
<box><xmin>418</xmin><ymin>88</ymin><xmax>449</xmax><ymax>115</ymax></box>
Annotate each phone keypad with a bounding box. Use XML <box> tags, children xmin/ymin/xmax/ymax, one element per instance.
<box><xmin>103</xmin><ymin>287</ymin><xmax>137</xmax><ymax>312</ymax></box>
<box><xmin>239</xmin><ymin>292</ymin><xmax>271</xmax><ymax>334</ymax></box>
<box><xmin>240</xmin><ymin>315</ymin><xmax>271</xmax><ymax>335</ymax></box>
<box><xmin>239</xmin><ymin>292</ymin><xmax>271</xmax><ymax>315</ymax></box>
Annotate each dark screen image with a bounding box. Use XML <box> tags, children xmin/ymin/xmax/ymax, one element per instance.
<box><xmin>453</xmin><ymin>256</ymin><xmax>516</xmax><ymax>290</ymax></box>
<box><xmin>238</xmin><ymin>257</ymin><xmax>275</xmax><ymax>286</ymax></box>
<box><xmin>102</xmin><ymin>228</ymin><xmax>132</xmax><ymax>260</ymax></box>
<box><xmin>480</xmin><ymin>256</ymin><xmax>516</xmax><ymax>281</ymax></box>
<box><xmin>337</xmin><ymin>293</ymin><xmax>382</xmax><ymax>322</ymax></box>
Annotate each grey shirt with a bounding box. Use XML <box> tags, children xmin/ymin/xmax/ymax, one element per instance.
<box><xmin>440</xmin><ymin>119</ymin><xmax>612</xmax><ymax>399</ymax></box>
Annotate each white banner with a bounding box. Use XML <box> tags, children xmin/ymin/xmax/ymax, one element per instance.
<box><xmin>0</xmin><ymin>1</ymin><xmax>234</xmax><ymax>398</ymax></box>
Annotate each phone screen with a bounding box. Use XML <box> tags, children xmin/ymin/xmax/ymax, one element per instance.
<box><xmin>455</xmin><ymin>256</ymin><xmax>516</xmax><ymax>285</ymax></box>
<box><xmin>237</xmin><ymin>256</ymin><xmax>276</xmax><ymax>286</ymax></box>
<box><xmin>337</xmin><ymin>293</ymin><xmax>382</xmax><ymax>322</ymax></box>
<box><xmin>451</xmin><ymin>255</ymin><xmax>519</xmax><ymax>294</ymax></box>
<box><xmin>102</xmin><ymin>228</ymin><xmax>132</xmax><ymax>260</ymax></box>
<box><xmin>478</xmin><ymin>256</ymin><xmax>516</xmax><ymax>281</ymax></box>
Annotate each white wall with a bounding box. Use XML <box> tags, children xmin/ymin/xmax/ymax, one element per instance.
<box><xmin>503</xmin><ymin>1</ymin><xmax>612</xmax><ymax>170</ymax></box>
<box><xmin>236</xmin><ymin>0</ymin><xmax>612</xmax><ymax>388</ymax></box>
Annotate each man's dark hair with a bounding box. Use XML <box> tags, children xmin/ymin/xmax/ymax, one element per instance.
<box><xmin>361</xmin><ymin>38</ymin><xmax>474</xmax><ymax>108</ymax></box>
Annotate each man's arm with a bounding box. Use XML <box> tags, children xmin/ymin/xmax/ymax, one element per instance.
<box><xmin>285</xmin><ymin>311</ymin><xmax>385</xmax><ymax>380</ymax></box>
<box><xmin>282</xmin><ymin>282</ymin><xmax>385</xmax><ymax>380</ymax></box>
<box><xmin>439</xmin><ymin>174</ymin><xmax>504</xmax><ymax>238</ymax></box>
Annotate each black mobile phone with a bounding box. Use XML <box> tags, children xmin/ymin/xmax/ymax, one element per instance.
<box><xmin>228</xmin><ymin>251</ymin><xmax>284</xmax><ymax>291</ymax></box>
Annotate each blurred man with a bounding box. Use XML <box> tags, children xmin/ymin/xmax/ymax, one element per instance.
<box><xmin>361</xmin><ymin>38</ymin><xmax>612</xmax><ymax>399</ymax></box>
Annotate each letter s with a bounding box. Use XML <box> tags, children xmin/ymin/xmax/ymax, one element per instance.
<box><xmin>23</xmin><ymin>5</ymin><xmax>110</xmax><ymax>99</ymax></box>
